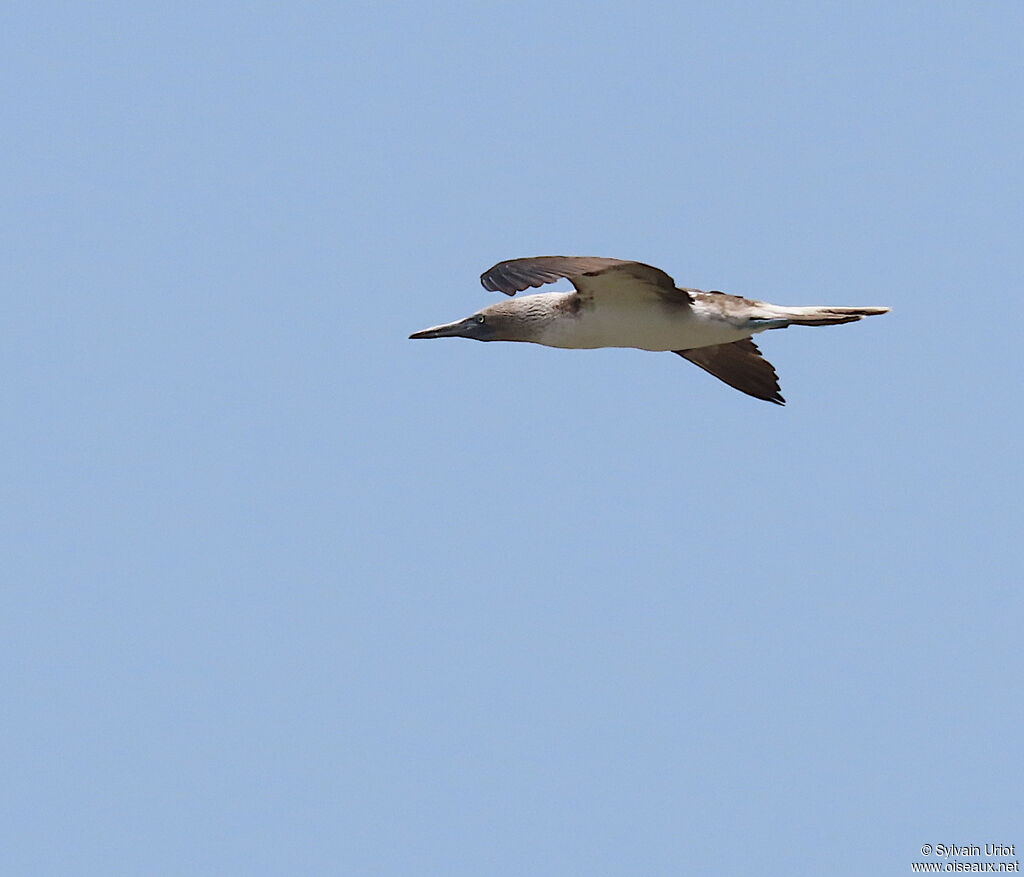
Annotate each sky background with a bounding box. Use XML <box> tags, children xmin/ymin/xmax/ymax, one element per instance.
<box><xmin>2</xmin><ymin>1</ymin><xmax>1022</xmax><ymax>874</ymax></box>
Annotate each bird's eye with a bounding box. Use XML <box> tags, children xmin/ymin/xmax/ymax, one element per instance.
<box><xmin>476</xmin><ymin>314</ymin><xmax>486</xmax><ymax>324</ymax></box>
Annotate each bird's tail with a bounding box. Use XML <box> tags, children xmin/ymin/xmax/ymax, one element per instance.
<box><xmin>754</xmin><ymin>304</ymin><xmax>891</xmax><ymax>327</ymax></box>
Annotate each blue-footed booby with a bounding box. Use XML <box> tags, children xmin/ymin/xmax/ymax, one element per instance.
<box><xmin>410</xmin><ymin>257</ymin><xmax>889</xmax><ymax>404</ymax></box>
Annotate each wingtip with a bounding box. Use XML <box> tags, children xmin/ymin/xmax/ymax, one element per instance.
<box><xmin>479</xmin><ymin>273</ymin><xmax>516</xmax><ymax>295</ymax></box>
<box><xmin>481</xmin><ymin>266</ymin><xmax>520</xmax><ymax>295</ymax></box>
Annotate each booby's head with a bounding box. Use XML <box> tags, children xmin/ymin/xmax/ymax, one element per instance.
<box><xmin>409</xmin><ymin>299</ymin><xmax>552</xmax><ymax>343</ymax></box>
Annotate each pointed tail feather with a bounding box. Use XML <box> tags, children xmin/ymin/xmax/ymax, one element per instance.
<box><xmin>761</xmin><ymin>305</ymin><xmax>891</xmax><ymax>327</ymax></box>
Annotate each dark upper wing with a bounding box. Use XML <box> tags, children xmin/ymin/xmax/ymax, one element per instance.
<box><xmin>481</xmin><ymin>256</ymin><xmax>635</xmax><ymax>295</ymax></box>
<box><xmin>675</xmin><ymin>338</ymin><xmax>785</xmax><ymax>405</ymax></box>
<box><xmin>571</xmin><ymin>261</ymin><xmax>692</xmax><ymax>305</ymax></box>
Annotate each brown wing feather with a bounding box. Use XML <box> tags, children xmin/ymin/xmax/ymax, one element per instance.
<box><xmin>570</xmin><ymin>262</ymin><xmax>692</xmax><ymax>304</ymax></box>
<box><xmin>480</xmin><ymin>256</ymin><xmax>633</xmax><ymax>295</ymax></box>
<box><xmin>675</xmin><ymin>338</ymin><xmax>785</xmax><ymax>405</ymax></box>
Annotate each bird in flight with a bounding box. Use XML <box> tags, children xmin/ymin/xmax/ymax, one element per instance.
<box><xmin>410</xmin><ymin>256</ymin><xmax>889</xmax><ymax>405</ymax></box>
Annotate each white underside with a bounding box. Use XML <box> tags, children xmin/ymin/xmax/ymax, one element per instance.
<box><xmin>535</xmin><ymin>299</ymin><xmax>757</xmax><ymax>351</ymax></box>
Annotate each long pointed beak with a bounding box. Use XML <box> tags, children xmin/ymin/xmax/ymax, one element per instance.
<box><xmin>409</xmin><ymin>317</ymin><xmax>476</xmax><ymax>340</ymax></box>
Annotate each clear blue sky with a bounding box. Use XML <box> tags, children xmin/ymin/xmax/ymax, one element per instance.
<box><xmin>3</xmin><ymin>2</ymin><xmax>1022</xmax><ymax>874</ymax></box>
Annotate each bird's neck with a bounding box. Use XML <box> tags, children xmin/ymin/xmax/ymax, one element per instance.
<box><xmin>505</xmin><ymin>292</ymin><xmax>580</xmax><ymax>346</ymax></box>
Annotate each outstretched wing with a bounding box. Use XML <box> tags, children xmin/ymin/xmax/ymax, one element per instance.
<box><xmin>481</xmin><ymin>256</ymin><xmax>691</xmax><ymax>305</ymax></box>
<box><xmin>675</xmin><ymin>338</ymin><xmax>785</xmax><ymax>405</ymax></box>
<box><xmin>481</xmin><ymin>256</ymin><xmax>630</xmax><ymax>294</ymax></box>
